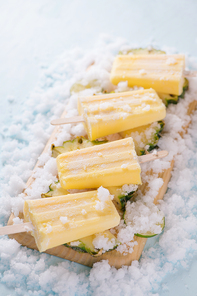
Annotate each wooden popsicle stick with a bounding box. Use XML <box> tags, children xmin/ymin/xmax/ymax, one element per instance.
<box><xmin>0</xmin><ymin>222</ymin><xmax>33</xmax><ymax>235</ymax></box>
<box><xmin>139</xmin><ymin>150</ymin><xmax>168</xmax><ymax>163</ymax></box>
<box><xmin>51</xmin><ymin>116</ymin><xmax>84</xmax><ymax>126</ymax></box>
<box><xmin>183</xmin><ymin>70</ymin><xmax>197</xmax><ymax>77</ymax></box>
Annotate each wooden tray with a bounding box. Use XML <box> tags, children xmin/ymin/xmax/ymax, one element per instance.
<box><xmin>7</xmin><ymin>100</ymin><xmax>197</xmax><ymax>268</ymax></box>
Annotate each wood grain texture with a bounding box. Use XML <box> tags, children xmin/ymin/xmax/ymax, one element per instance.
<box><xmin>7</xmin><ymin>98</ymin><xmax>197</xmax><ymax>268</ymax></box>
<box><xmin>51</xmin><ymin>116</ymin><xmax>84</xmax><ymax>126</ymax></box>
<box><xmin>0</xmin><ymin>222</ymin><xmax>33</xmax><ymax>235</ymax></box>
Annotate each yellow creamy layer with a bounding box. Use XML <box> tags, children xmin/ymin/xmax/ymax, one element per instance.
<box><xmin>78</xmin><ymin>89</ymin><xmax>166</xmax><ymax>140</ymax></box>
<box><xmin>23</xmin><ymin>191</ymin><xmax>120</xmax><ymax>252</ymax></box>
<box><xmin>110</xmin><ymin>54</ymin><xmax>185</xmax><ymax>95</ymax></box>
<box><xmin>56</xmin><ymin>138</ymin><xmax>141</xmax><ymax>189</ymax></box>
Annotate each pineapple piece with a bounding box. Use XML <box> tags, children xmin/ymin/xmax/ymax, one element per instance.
<box><xmin>70</xmin><ymin>79</ymin><xmax>102</xmax><ymax>94</ymax></box>
<box><xmin>41</xmin><ymin>181</ymin><xmax>68</xmax><ymax>198</ymax></box>
<box><xmin>120</xmin><ymin>121</ymin><xmax>164</xmax><ymax>156</ymax></box>
<box><xmin>108</xmin><ymin>185</ymin><xmax>137</xmax><ymax>211</ymax></box>
<box><xmin>65</xmin><ymin>230</ymin><xmax>120</xmax><ymax>256</ymax></box>
<box><xmin>118</xmin><ymin>47</ymin><xmax>166</xmax><ymax>55</ymax></box>
<box><xmin>179</xmin><ymin>77</ymin><xmax>189</xmax><ymax>99</ymax></box>
<box><xmin>157</xmin><ymin>93</ymin><xmax>179</xmax><ymax>107</ymax></box>
<box><xmin>158</xmin><ymin>78</ymin><xmax>189</xmax><ymax>106</ymax></box>
<box><xmin>51</xmin><ymin>137</ymin><xmax>107</xmax><ymax>158</ymax></box>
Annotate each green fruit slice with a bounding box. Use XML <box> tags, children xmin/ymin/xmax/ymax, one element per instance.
<box><xmin>118</xmin><ymin>47</ymin><xmax>166</xmax><ymax>55</ymax></box>
<box><xmin>135</xmin><ymin>217</ymin><xmax>165</xmax><ymax>238</ymax></box>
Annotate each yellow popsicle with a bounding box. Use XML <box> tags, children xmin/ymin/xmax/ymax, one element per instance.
<box><xmin>56</xmin><ymin>137</ymin><xmax>141</xmax><ymax>190</ymax></box>
<box><xmin>78</xmin><ymin>89</ymin><xmax>166</xmax><ymax>141</ymax></box>
<box><xmin>23</xmin><ymin>190</ymin><xmax>120</xmax><ymax>252</ymax></box>
<box><xmin>110</xmin><ymin>54</ymin><xmax>185</xmax><ymax>95</ymax></box>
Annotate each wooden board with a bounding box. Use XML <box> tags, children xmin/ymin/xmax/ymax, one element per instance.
<box><xmin>7</xmin><ymin>99</ymin><xmax>197</xmax><ymax>269</ymax></box>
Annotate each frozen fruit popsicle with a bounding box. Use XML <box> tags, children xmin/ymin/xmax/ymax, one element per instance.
<box><xmin>56</xmin><ymin>137</ymin><xmax>142</xmax><ymax>190</ymax></box>
<box><xmin>110</xmin><ymin>54</ymin><xmax>185</xmax><ymax>95</ymax></box>
<box><xmin>77</xmin><ymin>89</ymin><xmax>166</xmax><ymax>141</ymax></box>
<box><xmin>23</xmin><ymin>190</ymin><xmax>120</xmax><ymax>252</ymax></box>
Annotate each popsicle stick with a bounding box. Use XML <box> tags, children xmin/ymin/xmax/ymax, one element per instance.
<box><xmin>0</xmin><ymin>222</ymin><xmax>33</xmax><ymax>235</ymax></box>
<box><xmin>51</xmin><ymin>116</ymin><xmax>84</xmax><ymax>126</ymax></box>
<box><xmin>183</xmin><ymin>70</ymin><xmax>197</xmax><ymax>77</ymax></box>
<box><xmin>139</xmin><ymin>150</ymin><xmax>168</xmax><ymax>163</ymax></box>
